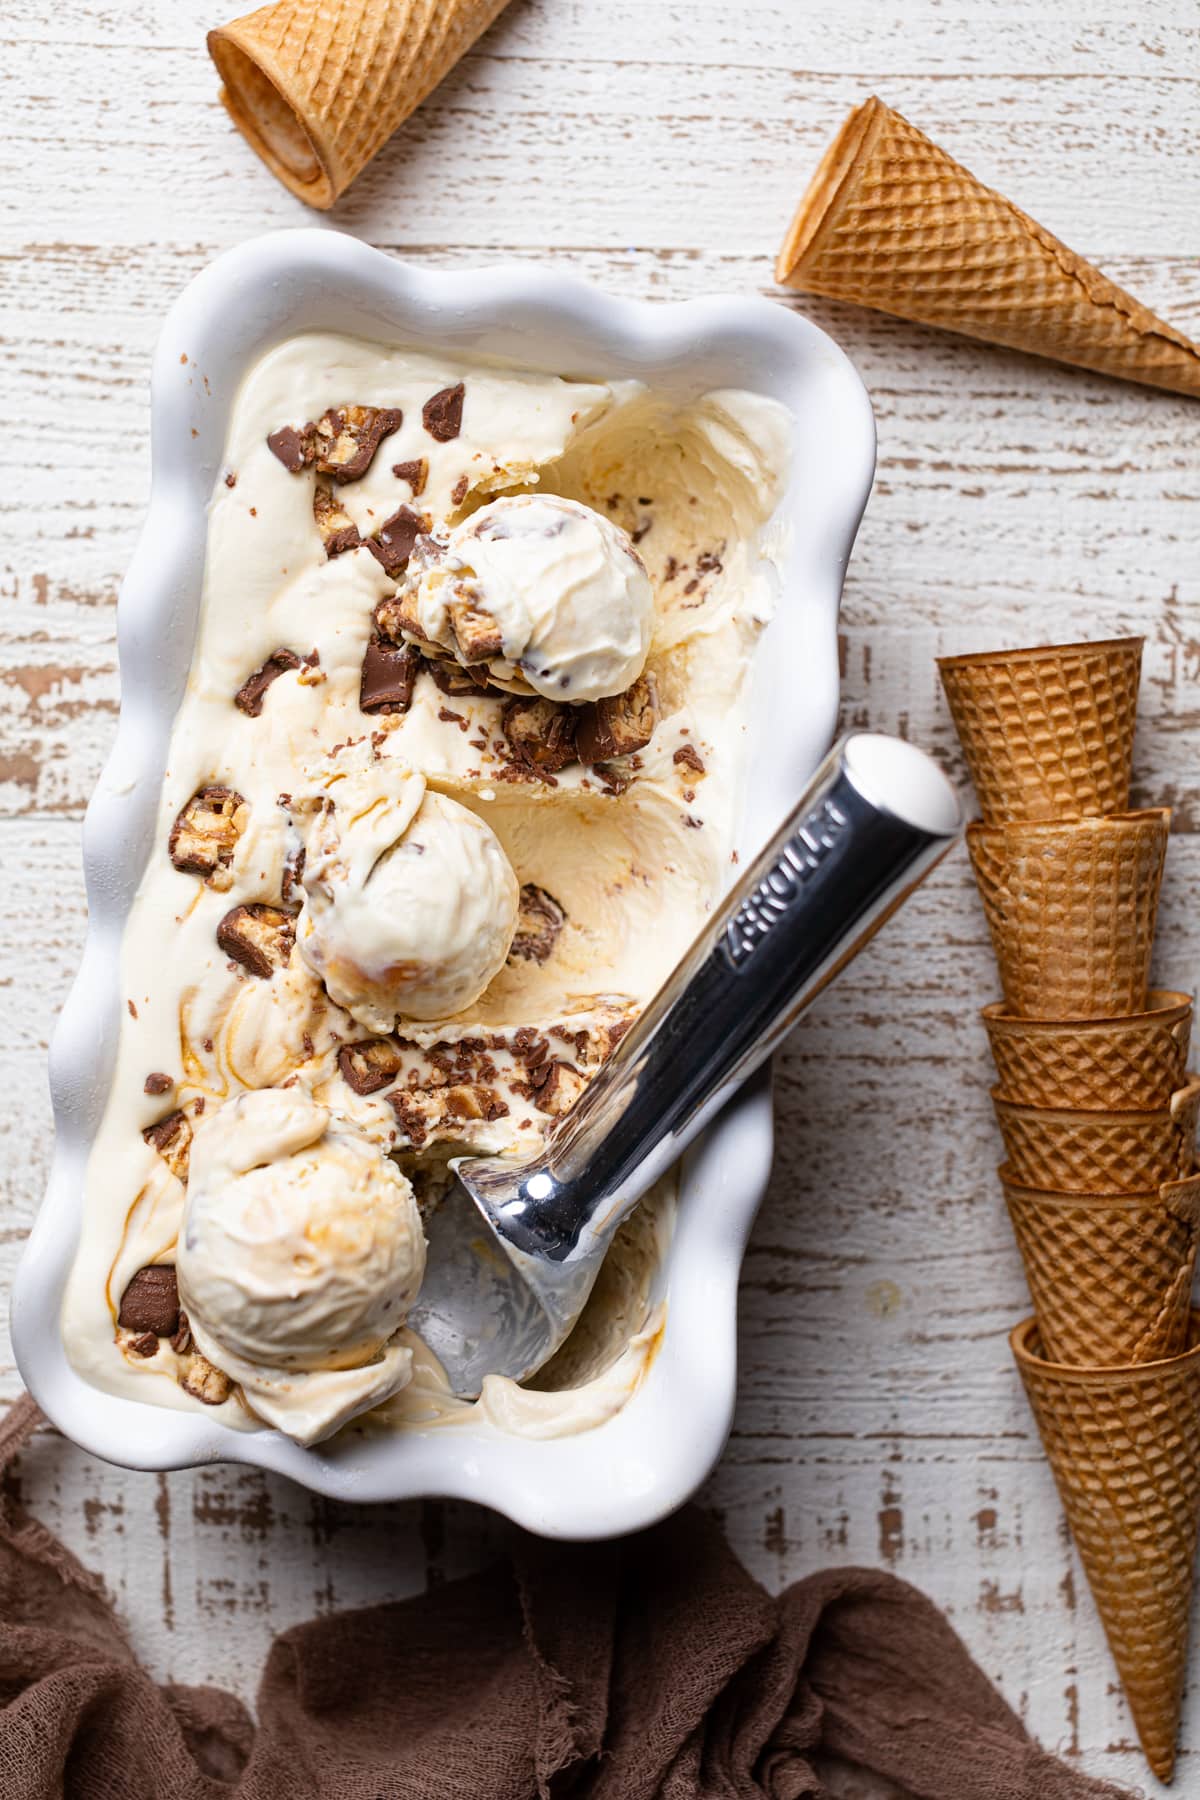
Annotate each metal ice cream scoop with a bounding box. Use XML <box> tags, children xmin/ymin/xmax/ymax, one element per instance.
<box><xmin>407</xmin><ymin>732</ymin><xmax>962</xmax><ymax>1398</ymax></box>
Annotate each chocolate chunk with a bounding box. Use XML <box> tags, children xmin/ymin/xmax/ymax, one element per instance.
<box><xmin>575</xmin><ymin>674</ymin><xmax>658</xmax><ymax>765</ymax></box>
<box><xmin>171</xmin><ymin>1310</ymin><xmax>193</xmax><ymax>1355</ymax></box>
<box><xmin>168</xmin><ymin>786</ymin><xmax>246</xmax><ymax>883</ymax></box>
<box><xmin>509</xmin><ymin>885</ymin><xmax>566</xmax><ymax>965</ymax></box>
<box><xmin>313</xmin><ymin>481</ymin><xmax>361</xmax><ymax>557</ymax></box>
<box><xmin>313</xmin><ymin>406</ymin><xmax>403</xmax><ymax>483</ymax></box>
<box><xmin>448</xmin><ymin>599</ymin><xmax>504</xmax><ymax>664</ymax></box>
<box><xmin>532</xmin><ymin>1061</ymin><xmax>586</xmax><ymax>1117</ymax></box>
<box><xmin>118</xmin><ymin>1264</ymin><xmax>180</xmax><ymax>1337</ymax></box>
<box><xmin>338</xmin><ymin>1038</ymin><xmax>403</xmax><ymax>1096</ymax></box>
<box><xmin>443</xmin><ymin>1085</ymin><xmax>510</xmax><ymax>1123</ymax></box>
<box><xmin>144</xmin><ymin>1071</ymin><xmax>173</xmax><ymax>1096</ymax></box>
<box><xmin>217</xmin><ymin>903</ymin><xmax>295</xmax><ymax>979</ymax></box>
<box><xmin>234</xmin><ymin>648</ymin><xmax>302</xmax><ymax>717</ymax></box>
<box><xmin>267</xmin><ymin>424</ymin><xmax>314</xmax><ymax>473</ymax></box>
<box><xmin>673</xmin><ymin>743</ymin><xmax>706</xmax><ymax>776</ymax></box>
<box><xmin>502</xmin><ymin>696</ymin><xmax>578</xmax><ymax>774</ymax></box>
<box><xmin>389</xmin><ymin>1090</ymin><xmax>430</xmax><ymax>1148</ymax></box>
<box><xmin>128</xmin><ymin>1331</ymin><xmax>160</xmax><ymax>1357</ymax></box>
<box><xmin>450</xmin><ymin>474</ymin><xmax>469</xmax><ymax>507</ymax></box>
<box><xmin>281</xmin><ymin>843</ymin><xmax>306</xmax><ymax>906</ymax></box>
<box><xmin>142</xmin><ymin>1109</ymin><xmax>192</xmax><ymax>1180</ymax></box>
<box><xmin>422</xmin><ymin>383</ymin><xmax>465</xmax><ymax>442</ymax></box>
<box><xmin>392</xmin><ymin>457</ymin><xmax>428</xmax><ymax>496</ymax></box>
<box><xmin>360</xmin><ymin>636</ymin><xmax>421</xmax><ymax>714</ymax></box>
<box><xmin>365</xmin><ymin>505</ymin><xmax>423</xmax><ymax>576</ymax></box>
<box><xmin>182</xmin><ymin>1354</ymin><xmax>232</xmax><ymax>1405</ymax></box>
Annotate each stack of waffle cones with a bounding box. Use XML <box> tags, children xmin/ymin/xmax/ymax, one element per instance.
<box><xmin>940</xmin><ymin>637</ymin><xmax>1200</xmax><ymax>1781</ymax></box>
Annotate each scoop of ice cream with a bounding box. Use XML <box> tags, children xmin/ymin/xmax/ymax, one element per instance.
<box><xmin>403</xmin><ymin>494</ymin><xmax>655</xmax><ymax>702</ymax></box>
<box><xmin>289</xmin><ymin>739</ymin><xmax>519</xmax><ymax>1028</ymax></box>
<box><xmin>177</xmin><ymin>1086</ymin><xmax>425</xmax><ymax>1382</ymax></box>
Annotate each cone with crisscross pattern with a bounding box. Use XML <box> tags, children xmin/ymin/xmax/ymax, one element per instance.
<box><xmin>1002</xmin><ymin>1169</ymin><xmax>1200</xmax><ymax>1367</ymax></box>
<box><xmin>776</xmin><ymin>98</ymin><xmax>1200</xmax><ymax>399</ymax></box>
<box><xmin>983</xmin><ymin>992</ymin><xmax>1192</xmax><ymax>1111</ymax></box>
<box><xmin>1012</xmin><ymin>1313</ymin><xmax>1200</xmax><ymax>1779</ymax></box>
<box><xmin>992</xmin><ymin>1077</ymin><xmax>1200</xmax><ymax>1195</ymax></box>
<box><xmin>938</xmin><ymin>639</ymin><xmax>1142</xmax><ymax>825</ymax></box>
<box><xmin>209</xmin><ymin>0</ymin><xmax>512</xmax><ymax>208</ymax></box>
<box><xmin>967</xmin><ymin>810</ymin><xmax>1169</xmax><ymax>1019</ymax></box>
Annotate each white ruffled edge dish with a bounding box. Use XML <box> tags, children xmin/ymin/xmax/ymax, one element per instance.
<box><xmin>12</xmin><ymin>229</ymin><xmax>875</xmax><ymax>1539</ymax></box>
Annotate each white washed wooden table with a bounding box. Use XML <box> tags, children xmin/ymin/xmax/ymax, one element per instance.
<box><xmin>3</xmin><ymin>2</ymin><xmax>1199</xmax><ymax>1790</ymax></box>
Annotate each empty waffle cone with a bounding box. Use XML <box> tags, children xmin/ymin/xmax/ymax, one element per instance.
<box><xmin>1002</xmin><ymin>1167</ymin><xmax>1200</xmax><ymax>1366</ymax></box>
<box><xmin>776</xmin><ymin>97</ymin><xmax>1200</xmax><ymax>400</ymax></box>
<box><xmin>938</xmin><ymin>638</ymin><xmax>1142</xmax><ymax>825</ymax></box>
<box><xmin>993</xmin><ymin>1076</ymin><xmax>1200</xmax><ymax>1195</ymax></box>
<box><xmin>967</xmin><ymin>810</ymin><xmax>1169</xmax><ymax>1019</ymax></box>
<box><xmin>1012</xmin><ymin>1313</ymin><xmax>1200</xmax><ymax>1779</ymax></box>
<box><xmin>209</xmin><ymin>0</ymin><xmax>512</xmax><ymax>208</ymax></box>
<box><xmin>984</xmin><ymin>992</ymin><xmax>1193</xmax><ymax>1111</ymax></box>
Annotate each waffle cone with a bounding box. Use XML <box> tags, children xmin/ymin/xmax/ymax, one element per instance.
<box><xmin>992</xmin><ymin>1077</ymin><xmax>1200</xmax><ymax>1195</ymax></box>
<box><xmin>1012</xmin><ymin>1313</ymin><xmax>1200</xmax><ymax>1778</ymax></box>
<box><xmin>938</xmin><ymin>638</ymin><xmax>1142</xmax><ymax>825</ymax></box>
<box><xmin>776</xmin><ymin>98</ymin><xmax>1200</xmax><ymax>400</ymax></box>
<box><xmin>209</xmin><ymin>0</ymin><xmax>512</xmax><ymax>208</ymax></box>
<box><xmin>983</xmin><ymin>993</ymin><xmax>1193</xmax><ymax>1111</ymax></box>
<box><xmin>967</xmin><ymin>810</ymin><xmax>1169</xmax><ymax>1019</ymax></box>
<box><xmin>1002</xmin><ymin>1168</ymin><xmax>1200</xmax><ymax>1367</ymax></box>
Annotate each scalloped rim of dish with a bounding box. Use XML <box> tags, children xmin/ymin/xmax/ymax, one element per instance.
<box><xmin>12</xmin><ymin>230</ymin><xmax>875</xmax><ymax>1540</ymax></box>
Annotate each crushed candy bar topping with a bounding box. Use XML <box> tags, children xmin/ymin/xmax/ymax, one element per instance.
<box><xmin>422</xmin><ymin>383</ymin><xmax>465</xmax><ymax>442</ymax></box>
<box><xmin>530</xmin><ymin>1060</ymin><xmax>586</xmax><ymax>1117</ymax></box>
<box><xmin>575</xmin><ymin>674</ymin><xmax>658</xmax><ymax>764</ymax></box>
<box><xmin>168</xmin><ymin>786</ymin><xmax>247</xmax><ymax>886</ymax></box>
<box><xmin>182</xmin><ymin>1354</ymin><xmax>233</xmax><ymax>1405</ymax></box>
<box><xmin>673</xmin><ymin>743</ymin><xmax>706</xmax><ymax>776</ymax></box>
<box><xmin>144</xmin><ymin>1071</ymin><xmax>173</xmax><ymax>1096</ymax></box>
<box><xmin>502</xmin><ymin>696</ymin><xmax>578</xmax><ymax>775</ymax></box>
<box><xmin>216</xmin><ymin>903</ymin><xmax>296</xmax><ymax>979</ymax></box>
<box><xmin>313</xmin><ymin>405</ymin><xmax>402</xmax><ymax>482</ymax></box>
<box><xmin>266</xmin><ymin>425</ymin><xmax>313</xmax><ymax>473</ymax></box>
<box><xmin>359</xmin><ymin>637</ymin><xmax>421</xmax><ymax>715</ymax></box>
<box><xmin>509</xmin><ymin>885</ymin><xmax>567</xmax><ymax>965</ymax></box>
<box><xmin>118</xmin><ymin>1264</ymin><xmax>180</xmax><ymax>1338</ymax></box>
<box><xmin>234</xmin><ymin>649</ymin><xmax>302</xmax><ymax>717</ymax></box>
<box><xmin>338</xmin><ymin>1038</ymin><xmax>404</xmax><ymax>1096</ymax></box>
<box><xmin>142</xmin><ymin>1109</ymin><xmax>192</xmax><ymax>1181</ymax></box>
<box><xmin>313</xmin><ymin>482</ymin><xmax>361</xmax><ymax>557</ymax></box>
<box><xmin>365</xmin><ymin>504</ymin><xmax>424</xmax><ymax>577</ymax></box>
<box><xmin>392</xmin><ymin>457</ymin><xmax>428</xmax><ymax>496</ymax></box>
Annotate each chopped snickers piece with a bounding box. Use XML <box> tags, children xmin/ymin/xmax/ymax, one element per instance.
<box><xmin>171</xmin><ymin>1310</ymin><xmax>193</xmax><ymax>1356</ymax></box>
<box><xmin>673</xmin><ymin>743</ymin><xmax>706</xmax><ymax>776</ymax></box>
<box><xmin>267</xmin><ymin>424</ymin><xmax>314</xmax><ymax>473</ymax></box>
<box><xmin>532</xmin><ymin>1061</ymin><xmax>586</xmax><ymax>1117</ymax></box>
<box><xmin>143</xmin><ymin>1109</ymin><xmax>192</xmax><ymax>1181</ymax></box>
<box><xmin>281</xmin><ymin>842</ymin><xmax>306</xmax><ymax>906</ymax></box>
<box><xmin>338</xmin><ymin>1038</ymin><xmax>403</xmax><ymax>1096</ymax></box>
<box><xmin>450</xmin><ymin>474</ymin><xmax>469</xmax><ymax>507</ymax></box>
<box><xmin>234</xmin><ymin>648</ymin><xmax>302</xmax><ymax>717</ymax></box>
<box><xmin>389</xmin><ymin>1090</ymin><xmax>430</xmax><ymax>1148</ymax></box>
<box><xmin>392</xmin><ymin>457</ymin><xmax>428</xmax><ymax>496</ymax></box>
<box><xmin>128</xmin><ymin>1331</ymin><xmax>160</xmax><ymax>1358</ymax></box>
<box><xmin>448</xmin><ymin>599</ymin><xmax>504</xmax><ymax>664</ymax></box>
<box><xmin>118</xmin><ymin>1264</ymin><xmax>180</xmax><ymax>1338</ymax></box>
<box><xmin>374</xmin><ymin>586</ymin><xmax>426</xmax><ymax>645</ymax></box>
<box><xmin>422</xmin><ymin>383</ymin><xmax>465</xmax><ymax>442</ymax></box>
<box><xmin>360</xmin><ymin>636</ymin><xmax>421</xmax><ymax>715</ymax></box>
<box><xmin>216</xmin><ymin>903</ymin><xmax>295</xmax><ymax>979</ymax></box>
<box><xmin>313</xmin><ymin>482</ymin><xmax>361</xmax><ymax>557</ymax></box>
<box><xmin>443</xmin><ymin>1085</ymin><xmax>510</xmax><ymax>1123</ymax></box>
<box><xmin>182</xmin><ymin>1354</ymin><xmax>232</xmax><ymax>1405</ymax></box>
<box><xmin>313</xmin><ymin>405</ymin><xmax>403</xmax><ymax>483</ymax></box>
<box><xmin>575</xmin><ymin>674</ymin><xmax>658</xmax><ymax>764</ymax></box>
<box><xmin>366</xmin><ymin>505</ymin><xmax>424</xmax><ymax>577</ymax></box>
<box><xmin>168</xmin><ymin>785</ymin><xmax>246</xmax><ymax>883</ymax></box>
<box><xmin>144</xmin><ymin>1071</ymin><xmax>173</xmax><ymax>1096</ymax></box>
<box><xmin>502</xmin><ymin>696</ymin><xmax>578</xmax><ymax>774</ymax></box>
<box><xmin>509</xmin><ymin>885</ymin><xmax>566</xmax><ymax>964</ymax></box>
<box><xmin>426</xmin><ymin>655</ymin><xmax>492</xmax><ymax>697</ymax></box>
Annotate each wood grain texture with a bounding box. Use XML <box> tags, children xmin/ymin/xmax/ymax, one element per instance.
<box><xmin>2</xmin><ymin>0</ymin><xmax>1199</xmax><ymax>1790</ymax></box>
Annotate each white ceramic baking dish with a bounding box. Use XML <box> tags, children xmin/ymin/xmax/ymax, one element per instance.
<box><xmin>12</xmin><ymin>229</ymin><xmax>875</xmax><ymax>1538</ymax></box>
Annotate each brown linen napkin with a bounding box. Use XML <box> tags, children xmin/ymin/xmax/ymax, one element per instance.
<box><xmin>0</xmin><ymin>1394</ymin><xmax>1135</xmax><ymax>1799</ymax></box>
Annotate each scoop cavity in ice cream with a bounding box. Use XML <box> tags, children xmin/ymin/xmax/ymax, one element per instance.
<box><xmin>400</xmin><ymin>494</ymin><xmax>655</xmax><ymax>702</ymax></box>
<box><xmin>176</xmin><ymin>1086</ymin><xmax>425</xmax><ymax>1441</ymax></box>
<box><xmin>289</xmin><ymin>739</ymin><xmax>520</xmax><ymax>1028</ymax></box>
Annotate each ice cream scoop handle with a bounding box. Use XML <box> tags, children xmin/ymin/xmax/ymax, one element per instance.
<box><xmin>463</xmin><ymin>733</ymin><xmax>961</xmax><ymax>1269</ymax></box>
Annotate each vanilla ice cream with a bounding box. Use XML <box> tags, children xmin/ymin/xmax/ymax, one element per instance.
<box><xmin>289</xmin><ymin>738</ymin><xmax>519</xmax><ymax>1028</ymax></box>
<box><xmin>62</xmin><ymin>331</ymin><xmax>791</xmax><ymax>1446</ymax></box>
<box><xmin>402</xmin><ymin>494</ymin><xmax>655</xmax><ymax>702</ymax></box>
<box><xmin>177</xmin><ymin>1086</ymin><xmax>425</xmax><ymax>1441</ymax></box>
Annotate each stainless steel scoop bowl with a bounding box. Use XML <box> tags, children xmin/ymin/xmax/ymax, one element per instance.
<box><xmin>407</xmin><ymin>733</ymin><xmax>962</xmax><ymax>1397</ymax></box>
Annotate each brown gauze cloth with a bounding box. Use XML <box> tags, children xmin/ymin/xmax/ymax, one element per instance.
<box><xmin>0</xmin><ymin>1396</ymin><xmax>1135</xmax><ymax>1800</ymax></box>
